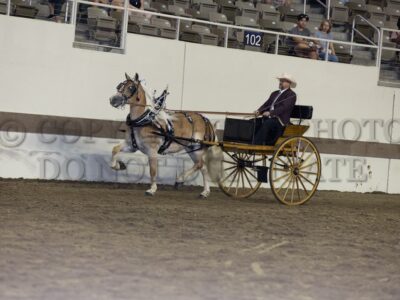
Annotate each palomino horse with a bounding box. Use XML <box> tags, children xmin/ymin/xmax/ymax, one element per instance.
<box><xmin>109</xmin><ymin>73</ymin><xmax>217</xmax><ymax>197</ymax></box>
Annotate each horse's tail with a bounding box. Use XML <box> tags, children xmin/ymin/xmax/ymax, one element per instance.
<box><xmin>204</xmin><ymin>121</ymin><xmax>223</xmax><ymax>182</ymax></box>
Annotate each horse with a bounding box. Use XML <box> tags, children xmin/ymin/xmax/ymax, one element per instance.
<box><xmin>109</xmin><ymin>73</ymin><xmax>219</xmax><ymax>198</ymax></box>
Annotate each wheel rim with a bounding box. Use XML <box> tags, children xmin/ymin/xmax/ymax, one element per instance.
<box><xmin>218</xmin><ymin>151</ymin><xmax>265</xmax><ymax>198</ymax></box>
<box><xmin>269</xmin><ymin>137</ymin><xmax>321</xmax><ymax>205</ymax></box>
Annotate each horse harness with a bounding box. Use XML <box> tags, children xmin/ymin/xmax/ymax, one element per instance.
<box><xmin>125</xmin><ymin>92</ymin><xmax>213</xmax><ymax>155</ymax></box>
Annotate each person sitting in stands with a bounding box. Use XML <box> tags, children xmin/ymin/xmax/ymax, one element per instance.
<box><xmin>315</xmin><ymin>19</ymin><xmax>338</xmax><ymax>62</ymax></box>
<box><xmin>254</xmin><ymin>73</ymin><xmax>297</xmax><ymax>145</ymax></box>
<box><xmin>390</xmin><ymin>17</ymin><xmax>400</xmax><ymax>62</ymax></box>
<box><xmin>287</xmin><ymin>14</ymin><xmax>318</xmax><ymax>60</ymax></box>
<box><xmin>47</xmin><ymin>0</ymin><xmax>64</xmax><ymax>23</ymax></box>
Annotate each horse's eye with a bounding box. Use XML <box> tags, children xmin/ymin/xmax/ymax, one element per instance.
<box><xmin>129</xmin><ymin>85</ymin><xmax>137</xmax><ymax>94</ymax></box>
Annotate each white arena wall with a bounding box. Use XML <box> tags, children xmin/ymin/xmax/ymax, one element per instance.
<box><xmin>0</xmin><ymin>15</ymin><xmax>399</xmax><ymax>194</ymax></box>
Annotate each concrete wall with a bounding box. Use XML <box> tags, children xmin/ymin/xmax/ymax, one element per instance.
<box><xmin>0</xmin><ymin>15</ymin><xmax>399</xmax><ymax>193</ymax></box>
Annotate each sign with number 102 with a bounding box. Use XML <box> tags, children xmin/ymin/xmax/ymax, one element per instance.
<box><xmin>244</xmin><ymin>31</ymin><xmax>263</xmax><ymax>47</ymax></box>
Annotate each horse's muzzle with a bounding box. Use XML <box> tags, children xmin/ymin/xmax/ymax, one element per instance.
<box><xmin>110</xmin><ymin>95</ymin><xmax>125</xmax><ymax>108</ymax></box>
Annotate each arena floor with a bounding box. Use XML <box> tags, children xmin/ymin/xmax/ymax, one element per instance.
<box><xmin>1</xmin><ymin>179</ymin><xmax>399</xmax><ymax>300</ymax></box>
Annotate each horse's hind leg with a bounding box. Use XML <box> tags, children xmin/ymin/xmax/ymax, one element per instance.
<box><xmin>175</xmin><ymin>151</ymin><xmax>210</xmax><ymax>198</ymax></box>
<box><xmin>145</xmin><ymin>155</ymin><xmax>158</xmax><ymax>196</ymax></box>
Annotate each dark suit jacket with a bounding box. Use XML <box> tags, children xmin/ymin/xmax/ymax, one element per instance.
<box><xmin>257</xmin><ymin>89</ymin><xmax>297</xmax><ymax>125</ymax></box>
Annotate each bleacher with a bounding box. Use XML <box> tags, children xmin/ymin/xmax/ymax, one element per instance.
<box><xmin>1</xmin><ymin>0</ymin><xmax>399</xmax><ymax>80</ymax></box>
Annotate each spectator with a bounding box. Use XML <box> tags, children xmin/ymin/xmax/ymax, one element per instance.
<box><xmin>390</xmin><ymin>17</ymin><xmax>400</xmax><ymax>61</ymax></box>
<box><xmin>47</xmin><ymin>0</ymin><xmax>64</xmax><ymax>23</ymax></box>
<box><xmin>287</xmin><ymin>14</ymin><xmax>318</xmax><ymax>60</ymax></box>
<box><xmin>315</xmin><ymin>20</ymin><xmax>338</xmax><ymax>62</ymax></box>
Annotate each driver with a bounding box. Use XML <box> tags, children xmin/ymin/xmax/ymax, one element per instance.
<box><xmin>254</xmin><ymin>73</ymin><xmax>297</xmax><ymax>145</ymax></box>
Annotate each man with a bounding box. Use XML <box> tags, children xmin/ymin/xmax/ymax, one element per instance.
<box><xmin>287</xmin><ymin>14</ymin><xmax>318</xmax><ymax>60</ymax></box>
<box><xmin>254</xmin><ymin>73</ymin><xmax>297</xmax><ymax>145</ymax></box>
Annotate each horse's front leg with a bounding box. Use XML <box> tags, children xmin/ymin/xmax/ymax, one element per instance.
<box><xmin>110</xmin><ymin>143</ymin><xmax>127</xmax><ymax>170</ymax></box>
<box><xmin>145</xmin><ymin>155</ymin><xmax>158</xmax><ymax>196</ymax></box>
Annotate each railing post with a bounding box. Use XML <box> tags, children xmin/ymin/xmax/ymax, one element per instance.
<box><xmin>6</xmin><ymin>0</ymin><xmax>11</xmax><ymax>16</ymax></box>
<box><xmin>64</xmin><ymin>0</ymin><xmax>69</xmax><ymax>23</ymax></box>
<box><xmin>326</xmin><ymin>0</ymin><xmax>330</xmax><ymax>20</ymax></box>
<box><xmin>350</xmin><ymin>17</ymin><xmax>355</xmax><ymax>55</ymax></box>
<box><xmin>303</xmin><ymin>0</ymin><xmax>306</xmax><ymax>14</ymax></box>
<box><xmin>121</xmin><ymin>0</ymin><xmax>129</xmax><ymax>51</ymax></box>
<box><xmin>224</xmin><ymin>27</ymin><xmax>229</xmax><ymax>48</ymax></box>
<box><xmin>176</xmin><ymin>19</ymin><xmax>180</xmax><ymax>40</ymax></box>
<box><xmin>275</xmin><ymin>34</ymin><xmax>279</xmax><ymax>54</ymax></box>
<box><xmin>71</xmin><ymin>0</ymin><xmax>78</xmax><ymax>26</ymax></box>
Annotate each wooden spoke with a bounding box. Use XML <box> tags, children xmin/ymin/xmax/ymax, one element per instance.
<box><xmin>223</xmin><ymin>159</ymin><xmax>237</xmax><ymax>165</ymax></box>
<box><xmin>299</xmin><ymin>161</ymin><xmax>318</xmax><ymax>170</ymax></box>
<box><xmin>243</xmin><ymin>168</ymin><xmax>254</xmax><ymax>190</ymax></box>
<box><xmin>295</xmin><ymin>177</ymin><xmax>301</xmax><ymax>202</ymax></box>
<box><xmin>272</xmin><ymin>171</ymin><xmax>291</xmax><ymax>183</ymax></box>
<box><xmin>282</xmin><ymin>175</ymin><xmax>294</xmax><ymax>202</ymax></box>
<box><xmin>276</xmin><ymin>172</ymin><xmax>292</xmax><ymax>194</ymax></box>
<box><xmin>220</xmin><ymin>167</ymin><xmax>237</xmax><ymax>184</ymax></box>
<box><xmin>300</xmin><ymin>170</ymin><xmax>318</xmax><ymax>176</ymax></box>
<box><xmin>297</xmin><ymin>175</ymin><xmax>310</xmax><ymax>196</ymax></box>
<box><xmin>290</xmin><ymin>175</ymin><xmax>296</xmax><ymax>204</ymax></box>
<box><xmin>243</xmin><ymin>167</ymin><xmax>258</xmax><ymax>181</ymax></box>
<box><xmin>227</xmin><ymin>169</ymin><xmax>239</xmax><ymax>191</ymax></box>
<box><xmin>299</xmin><ymin>173</ymin><xmax>316</xmax><ymax>186</ymax></box>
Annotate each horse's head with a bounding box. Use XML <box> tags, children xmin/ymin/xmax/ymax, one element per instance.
<box><xmin>109</xmin><ymin>73</ymin><xmax>142</xmax><ymax>109</ymax></box>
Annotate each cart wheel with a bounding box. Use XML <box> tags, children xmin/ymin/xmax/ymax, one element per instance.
<box><xmin>269</xmin><ymin>136</ymin><xmax>321</xmax><ymax>205</ymax></box>
<box><xmin>218</xmin><ymin>151</ymin><xmax>265</xmax><ymax>198</ymax></box>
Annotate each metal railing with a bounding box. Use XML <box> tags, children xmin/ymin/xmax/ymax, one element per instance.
<box><xmin>71</xmin><ymin>0</ymin><xmax>379</xmax><ymax>63</ymax></box>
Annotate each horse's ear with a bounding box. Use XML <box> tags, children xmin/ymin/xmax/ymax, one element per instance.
<box><xmin>134</xmin><ymin>73</ymin><xmax>139</xmax><ymax>82</ymax></box>
<box><xmin>125</xmin><ymin>73</ymin><xmax>131</xmax><ymax>80</ymax></box>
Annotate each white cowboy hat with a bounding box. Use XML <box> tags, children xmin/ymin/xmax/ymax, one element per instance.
<box><xmin>276</xmin><ymin>73</ymin><xmax>297</xmax><ymax>88</ymax></box>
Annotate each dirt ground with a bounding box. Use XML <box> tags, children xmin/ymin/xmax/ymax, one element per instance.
<box><xmin>0</xmin><ymin>179</ymin><xmax>399</xmax><ymax>300</ymax></box>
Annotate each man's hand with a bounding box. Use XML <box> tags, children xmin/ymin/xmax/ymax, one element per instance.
<box><xmin>262</xmin><ymin>111</ymin><xmax>270</xmax><ymax>117</ymax></box>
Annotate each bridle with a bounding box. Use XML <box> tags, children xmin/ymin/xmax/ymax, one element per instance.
<box><xmin>116</xmin><ymin>79</ymin><xmax>139</xmax><ymax>105</ymax></box>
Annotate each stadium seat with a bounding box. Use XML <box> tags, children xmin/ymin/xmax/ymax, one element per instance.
<box><xmin>330</xmin><ymin>0</ymin><xmax>347</xmax><ymax>7</ymax></box>
<box><xmin>152</xmin><ymin>17</ymin><xmax>177</xmax><ymax>39</ymax></box>
<box><xmin>34</xmin><ymin>3</ymin><xmax>50</xmax><ymax>19</ymax></box>
<box><xmin>256</xmin><ymin>3</ymin><xmax>279</xmax><ymax>20</ymax></box>
<box><xmin>332</xmin><ymin>31</ymin><xmax>349</xmax><ymax>41</ymax></box>
<box><xmin>386</xmin><ymin>0</ymin><xmax>400</xmax><ymax>10</ymax></box>
<box><xmin>198</xmin><ymin>2</ymin><xmax>218</xmax><ymax>20</ymax></box>
<box><xmin>354</xmin><ymin>17</ymin><xmax>375</xmax><ymax>43</ymax></box>
<box><xmin>335</xmin><ymin>44</ymin><xmax>352</xmax><ymax>63</ymax></box>
<box><xmin>283</xmin><ymin>7</ymin><xmax>302</xmax><ymax>22</ymax></box>
<box><xmin>150</xmin><ymin>2</ymin><xmax>169</xmax><ymax>13</ymax></box>
<box><xmin>236</xmin><ymin>1</ymin><xmax>259</xmax><ymax>20</ymax></box>
<box><xmin>331</xmin><ymin>6</ymin><xmax>349</xmax><ymax>25</ymax></box>
<box><xmin>281</xmin><ymin>21</ymin><xmax>296</xmax><ymax>32</ymax></box>
<box><xmin>219</xmin><ymin>0</ymin><xmax>237</xmax><ymax>22</ymax></box>
<box><xmin>384</xmin><ymin>7</ymin><xmax>400</xmax><ymax>22</ymax></box>
<box><xmin>171</xmin><ymin>0</ymin><xmax>190</xmax><ymax>10</ymax></box>
<box><xmin>366</xmin><ymin>0</ymin><xmax>385</xmax><ymax>7</ymax></box>
<box><xmin>181</xmin><ymin>24</ymin><xmax>218</xmax><ymax>45</ymax></box>
<box><xmin>167</xmin><ymin>5</ymin><xmax>191</xmax><ymax>17</ymax></box>
<box><xmin>0</xmin><ymin>1</ymin><xmax>6</xmax><ymax>14</ymax></box>
<box><xmin>87</xmin><ymin>7</ymin><xmax>118</xmax><ymax>44</ymax></box>
<box><xmin>346</xmin><ymin>0</ymin><xmax>368</xmax><ymax>19</ymax></box>
<box><xmin>209</xmin><ymin>12</ymin><xmax>232</xmax><ymax>24</ymax></box>
<box><xmin>14</xmin><ymin>0</ymin><xmax>38</xmax><ymax>18</ymax></box>
<box><xmin>235</xmin><ymin>16</ymin><xmax>259</xmax><ymax>28</ymax></box>
<box><xmin>366</xmin><ymin>4</ymin><xmax>385</xmax><ymax>21</ymax></box>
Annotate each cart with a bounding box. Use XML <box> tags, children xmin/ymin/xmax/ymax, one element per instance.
<box><xmin>206</xmin><ymin>105</ymin><xmax>321</xmax><ymax>205</ymax></box>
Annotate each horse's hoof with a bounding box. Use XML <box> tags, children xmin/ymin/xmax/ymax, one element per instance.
<box><xmin>199</xmin><ymin>192</ymin><xmax>210</xmax><ymax>199</ymax></box>
<box><xmin>174</xmin><ymin>182</ymin><xmax>184</xmax><ymax>189</ymax></box>
<box><xmin>145</xmin><ymin>191</ymin><xmax>154</xmax><ymax>196</ymax></box>
<box><xmin>118</xmin><ymin>161</ymin><xmax>127</xmax><ymax>170</ymax></box>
